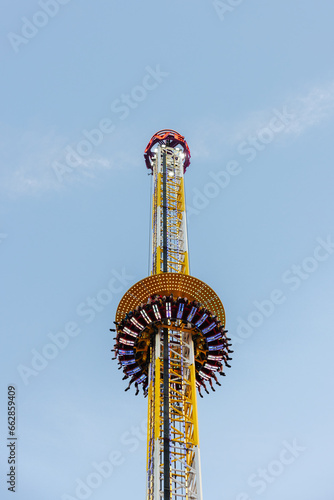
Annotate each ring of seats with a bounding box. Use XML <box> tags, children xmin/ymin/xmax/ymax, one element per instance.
<box><xmin>113</xmin><ymin>295</ymin><xmax>232</xmax><ymax>396</ymax></box>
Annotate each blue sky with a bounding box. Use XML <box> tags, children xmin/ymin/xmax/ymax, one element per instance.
<box><xmin>1</xmin><ymin>1</ymin><xmax>334</xmax><ymax>499</ymax></box>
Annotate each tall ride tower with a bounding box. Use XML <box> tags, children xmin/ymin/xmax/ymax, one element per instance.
<box><xmin>112</xmin><ymin>130</ymin><xmax>232</xmax><ymax>500</ymax></box>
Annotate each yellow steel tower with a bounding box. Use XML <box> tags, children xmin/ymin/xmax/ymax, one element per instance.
<box><xmin>113</xmin><ymin>130</ymin><xmax>232</xmax><ymax>500</ymax></box>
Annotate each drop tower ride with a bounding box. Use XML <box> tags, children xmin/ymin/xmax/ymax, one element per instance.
<box><xmin>112</xmin><ymin>130</ymin><xmax>232</xmax><ymax>500</ymax></box>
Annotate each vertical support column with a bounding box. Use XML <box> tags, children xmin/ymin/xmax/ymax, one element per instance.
<box><xmin>189</xmin><ymin>340</ymin><xmax>203</xmax><ymax>500</ymax></box>
<box><xmin>163</xmin><ymin>327</ymin><xmax>170</xmax><ymax>500</ymax></box>
<box><xmin>146</xmin><ymin>355</ymin><xmax>152</xmax><ymax>500</ymax></box>
<box><xmin>162</xmin><ymin>150</ymin><xmax>168</xmax><ymax>273</ymax></box>
<box><xmin>153</xmin><ymin>333</ymin><xmax>161</xmax><ymax>500</ymax></box>
<box><xmin>162</xmin><ymin>150</ymin><xmax>170</xmax><ymax>499</ymax></box>
<box><xmin>146</xmin><ymin>134</ymin><xmax>203</xmax><ymax>500</ymax></box>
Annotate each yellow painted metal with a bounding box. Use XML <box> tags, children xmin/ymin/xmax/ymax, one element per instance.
<box><xmin>147</xmin><ymin>371</ymin><xmax>153</xmax><ymax>471</ymax></box>
<box><xmin>156</xmin><ymin>247</ymin><xmax>161</xmax><ymax>277</ymax></box>
<box><xmin>183</xmin><ymin>250</ymin><xmax>189</xmax><ymax>276</ymax></box>
<box><xmin>157</xmin><ymin>172</ymin><xmax>161</xmax><ymax>210</ymax></box>
<box><xmin>189</xmin><ymin>358</ymin><xmax>200</xmax><ymax>446</ymax></box>
<box><xmin>179</xmin><ymin>178</ymin><xmax>186</xmax><ymax>212</ymax></box>
<box><xmin>154</xmin><ymin>356</ymin><xmax>161</xmax><ymax>443</ymax></box>
<box><xmin>145</xmin><ymin>322</ymin><xmax>205</xmax><ymax>499</ymax></box>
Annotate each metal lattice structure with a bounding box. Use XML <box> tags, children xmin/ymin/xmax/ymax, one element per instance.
<box><xmin>147</xmin><ymin>327</ymin><xmax>201</xmax><ymax>500</ymax></box>
<box><xmin>150</xmin><ymin>142</ymin><xmax>189</xmax><ymax>275</ymax></box>
<box><xmin>112</xmin><ymin>130</ymin><xmax>232</xmax><ymax>500</ymax></box>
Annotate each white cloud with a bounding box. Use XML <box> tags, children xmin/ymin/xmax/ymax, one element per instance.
<box><xmin>0</xmin><ymin>125</ymin><xmax>116</xmax><ymax>197</ymax></box>
<box><xmin>3</xmin><ymin>80</ymin><xmax>334</xmax><ymax>196</ymax></box>
<box><xmin>0</xmin><ymin>127</ymin><xmax>62</xmax><ymax>196</ymax></box>
<box><xmin>188</xmin><ymin>79</ymin><xmax>334</xmax><ymax>159</ymax></box>
<box><xmin>285</xmin><ymin>80</ymin><xmax>334</xmax><ymax>136</ymax></box>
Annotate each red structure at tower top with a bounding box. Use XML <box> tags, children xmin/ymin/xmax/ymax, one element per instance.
<box><xmin>144</xmin><ymin>129</ymin><xmax>191</xmax><ymax>173</ymax></box>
